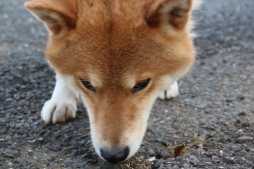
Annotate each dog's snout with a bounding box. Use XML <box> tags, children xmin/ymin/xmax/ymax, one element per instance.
<box><xmin>100</xmin><ymin>146</ymin><xmax>129</xmax><ymax>164</ymax></box>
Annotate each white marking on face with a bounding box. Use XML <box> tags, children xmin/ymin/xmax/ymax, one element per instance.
<box><xmin>83</xmin><ymin>73</ymin><xmax>171</xmax><ymax>159</ymax></box>
<box><xmin>64</xmin><ymin>71</ymin><xmax>180</xmax><ymax>161</ymax></box>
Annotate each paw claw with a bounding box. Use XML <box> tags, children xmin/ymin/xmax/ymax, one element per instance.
<box><xmin>159</xmin><ymin>81</ymin><xmax>179</xmax><ymax>100</ymax></box>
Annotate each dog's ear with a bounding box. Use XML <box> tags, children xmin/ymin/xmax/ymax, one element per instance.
<box><xmin>25</xmin><ymin>0</ymin><xmax>77</xmax><ymax>36</ymax></box>
<box><xmin>145</xmin><ymin>0</ymin><xmax>194</xmax><ymax>29</ymax></box>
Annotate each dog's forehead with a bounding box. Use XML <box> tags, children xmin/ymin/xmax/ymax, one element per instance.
<box><xmin>71</xmin><ymin>28</ymin><xmax>165</xmax><ymax>77</ymax></box>
<box><xmin>76</xmin><ymin>0</ymin><xmax>145</xmax><ymax>29</ymax></box>
<box><xmin>68</xmin><ymin>30</ymin><xmax>173</xmax><ymax>89</ymax></box>
<box><xmin>83</xmin><ymin>59</ymin><xmax>153</xmax><ymax>86</ymax></box>
<box><xmin>65</xmin><ymin>1</ymin><xmax>172</xmax><ymax>82</ymax></box>
<box><xmin>48</xmin><ymin>0</ymin><xmax>192</xmax><ymax>83</ymax></box>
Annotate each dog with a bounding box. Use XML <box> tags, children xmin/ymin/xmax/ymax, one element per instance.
<box><xmin>25</xmin><ymin>0</ymin><xmax>201</xmax><ymax>164</ymax></box>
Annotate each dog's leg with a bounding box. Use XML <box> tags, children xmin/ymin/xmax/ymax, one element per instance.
<box><xmin>159</xmin><ymin>81</ymin><xmax>179</xmax><ymax>100</ymax></box>
<box><xmin>41</xmin><ymin>73</ymin><xmax>79</xmax><ymax>124</ymax></box>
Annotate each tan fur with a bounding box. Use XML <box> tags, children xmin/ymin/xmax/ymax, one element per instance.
<box><xmin>25</xmin><ymin>0</ymin><xmax>201</xmax><ymax>162</ymax></box>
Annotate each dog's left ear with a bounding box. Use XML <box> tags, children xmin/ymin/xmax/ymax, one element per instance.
<box><xmin>25</xmin><ymin>0</ymin><xmax>77</xmax><ymax>36</ymax></box>
<box><xmin>145</xmin><ymin>0</ymin><xmax>194</xmax><ymax>29</ymax></box>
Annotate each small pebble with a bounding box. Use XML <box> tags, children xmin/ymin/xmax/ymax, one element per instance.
<box><xmin>212</xmin><ymin>155</ymin><xmax>220</xmax><ymax>163</ymax></box>
<box><xmin>237</xmin><ymin>129</ymin><xmax>244</xmax><ymax>134</ymax></box>
<box><xmin>205</xmin><ymin>162</ymin><xmax>213</xmax><ymax>166</ymax></box>
<box><xmin>190</xmin><ymin>159</ymin><xmax>200</xmax><ymax>165</ymax></box>
<box><xmin>158</xmin><ymin>150</ymin><xmax>169</xmax><ymax>158</ymax></box>
<box><xmin>237</xmin><ymin>136</ymin><xmax>253</xmax><ymax>143</ymax></box>
<box><xmin>3</xmin><ymin>153</ymin><xmax>15</xmax><ymax>159</ymax></box>
<box><xmin>27</xmin><ymin>149</ymin><xmax>34</xmax><ymax>155</ymax></box>
<box><xmin>148</xmin><ymin>149</ymin><xmax>155</xmax><ymax>155</ymax></box>
<box><xmin>76</xmin><ymin>162</ymin><xmax>87</xmax><ymax>168</ymax></box>
<box><xmin>13</xmin><ymin>160</ymin><xmax>20</xmax><ymax>164</ymax></box>
<box><xmin>8</xmin><ymin>162</ymin><xmax>14</xmax><ymax>167</ymax></box>
<box><xmin>149</xmin><ymin>157</ymin><xmax>156</xmax><ymax>161</ymax></box>
<box><xmin>47</xmin><ymin>156</ymin><xmax>55</xmax><ymax>162</ymax></box>
<box><xmin>151</xmin><ymin>162</ymin><xmax>160</xmax><ymax>169</ymax></box>
<box><xmin>172</xmin><ymin>165</ymin><xmax>179</xmax><ymax>169</ymax></box>
<box><xmin>219</xmin><ymin>150</ymin><xmax>223</xmax><ymax>157</ymax></box>
<box><xmin>238</xmin><ymin>112</ymin><xmax>247</xmax><ymax>116</ymax></box>
<box><xmin>242</xmin><ymin>122</ymin><xmax>250</xmax><ymax>127</ymax></box>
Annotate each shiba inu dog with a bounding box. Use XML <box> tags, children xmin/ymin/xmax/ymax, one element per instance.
<box><xmin>25</xmin><ymin>0</ymin><xmax>201</xmax><ymax>164</ymax></box>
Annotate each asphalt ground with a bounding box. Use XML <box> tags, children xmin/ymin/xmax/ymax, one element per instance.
<box><xmin>0</xmin><ymin>0</ymin><xmax>254</xmax><ymax>168</ymax></box>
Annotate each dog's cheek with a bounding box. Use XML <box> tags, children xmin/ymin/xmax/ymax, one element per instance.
<box><xmin>90</xmin><ymin>123</ymin><xmax>103</xmax><ymax>157</ymax></box>
<box><xmin>125</xmin><ymin>94</ymin><xmax>159</xmax><ymax>158</ymax></box>
<box><xmin>78</xmin><ymin>93</ymin><xmax>101</xmax><ymax>154</ymax></box>
<box><xmin>125</xmin><ymin>119</ymin><xmax>148</xmax><ymax>159</ymax></box>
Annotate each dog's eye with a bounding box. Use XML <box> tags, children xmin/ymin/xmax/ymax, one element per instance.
<box><xmin>131</xmin><ymin>78</ymin><xmax>151</xmax><ymax>93</ymax></box>
<box><xmin>80</xmin><ymin>78</ymin><xmax>96</xmax><ymax>92</ymax></box>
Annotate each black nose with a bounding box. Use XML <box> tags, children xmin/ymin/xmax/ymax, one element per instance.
<box><xmin>100</xmin><ymin>146</ymin><xmax>129</xmax><ymax>164</ymax></box>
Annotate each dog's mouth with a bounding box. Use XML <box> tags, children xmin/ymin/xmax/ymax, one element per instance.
<box><xmin>88</xmin><ymin>111</ymin><xmax>150</xmax><ymax>163</ymax></box>
<box><xmin>92</xmin><ymin>139</ymin><xmax>144</xmax><ymax>164</ymax></box>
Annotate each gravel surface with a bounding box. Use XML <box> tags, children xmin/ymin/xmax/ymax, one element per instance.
<box><xmin>1</xmin><ymin>0</ymin><xmax>254</xmax><ymax>168</ymax></box>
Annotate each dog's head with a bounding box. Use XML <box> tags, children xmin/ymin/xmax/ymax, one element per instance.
<box><xmin>25</xmin><ymin>0</ymin><xmax>200</xmax><ymax>163</ymax></box>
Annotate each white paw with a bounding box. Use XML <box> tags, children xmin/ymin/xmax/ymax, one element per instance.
<box><xmin>159</xmin><ymin>81</ymin><xmax>179</xmax><ymax>100</ymax></box>
<box><xmin>41</xmin><ymin>99</ymin><xmax>77</xmax><ymax>124</ymax></box>
<box><xmin>41</xmin><ymin>73</ymin><xmax>79</xmax><ymax>124</ymax></box>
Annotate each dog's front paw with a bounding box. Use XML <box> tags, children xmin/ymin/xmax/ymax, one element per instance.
<box><xmin>159</xmin><ymin>81</ymin><xmax>179</xmax><ymax>100</ymax></box>
<box><xmin>41</xmin><ymin>100</ymin><xmax>77</xmax><ymax>124</ymax></box>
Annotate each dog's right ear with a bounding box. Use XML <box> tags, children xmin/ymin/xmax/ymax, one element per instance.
<box><xmin>145</xmin><ymin>0</ymin><xmax>196</xmax><ymax>30</ymax></box>
<box><xmin>25</xmin><ymin>0</ymin><xmax>77</xmax><ymax>36</ymax></box>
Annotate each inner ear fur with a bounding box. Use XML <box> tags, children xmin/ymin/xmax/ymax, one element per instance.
<box><xmin>145</xmin><ymin>0</ymin><xmax>193</xmax><ymax>29</ymax></box>
<box><xmin>25</xmin><ymin>0</ymin><xmax>77</xmax><ymax>35</ymax></box>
